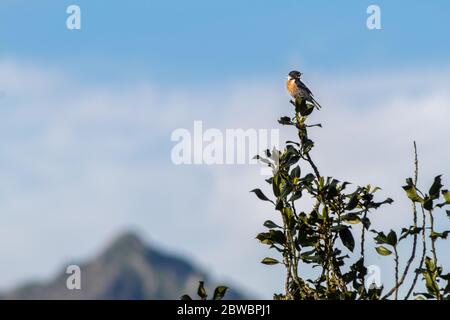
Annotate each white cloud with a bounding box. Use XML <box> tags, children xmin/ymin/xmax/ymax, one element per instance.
<box><xmin>0</xmin><ymin>59</ymin><xmax>449</xmax><ymax>298</ymax></box>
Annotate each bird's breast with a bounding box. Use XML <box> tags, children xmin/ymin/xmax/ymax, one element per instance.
<box><xmin>286</xmin><ymin>79</ymin><xmax>299</xmax><ymax>97</ymax></box>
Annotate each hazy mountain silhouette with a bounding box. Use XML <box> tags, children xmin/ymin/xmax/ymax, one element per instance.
<box><xmin>1</xmin><ymin>232</ymin><xmax>248</xmax><ymax>300</ymax></box>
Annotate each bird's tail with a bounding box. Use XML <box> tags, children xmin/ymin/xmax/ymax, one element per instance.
<box><xmin>311</xmin><ymin>97</ymin><xmax>322</xmax><ymax>109</ymax></box>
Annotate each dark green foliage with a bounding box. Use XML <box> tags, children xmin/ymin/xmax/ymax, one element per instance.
<box><xmin>339</xmin><ymin>227</ymin><xmax>355</xmax><ymax>252</ymax></box>
<box><xmin>184</xmin><ymin>91</ymin><xmax>450</xmax><ymax>301</ymax></box>
<box><xmin>251</xmin><ymin>97</ymin><xmax>450</xmax><ymax>300</ymax></box>
<box><xmin>213</xmin><ymin>286</ymin><xmax>228</xmax><ymax>300</ymax></box>
<box><xmin>261</xmin><ymin>257</ymin><xmax>280</xmax><ymax>265</ymax></box>
<box><xmin>181</xmin><ymin>281</ymin><xmax>228</xmax><ymax>300</ymax></box>
<box><xmin>250</xmin><ymin>189</ymin><xmax>274</xmax><ymax>204</ymax></box>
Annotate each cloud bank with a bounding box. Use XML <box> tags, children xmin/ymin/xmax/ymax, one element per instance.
<box><xmin>0</xmin><ymin>59</ymin><xmax>449</xmax><ymax>297</ymax></box>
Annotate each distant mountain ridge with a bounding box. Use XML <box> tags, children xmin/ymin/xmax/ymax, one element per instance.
<box><xmin>0</xmin><ymin>232</ymin><xmax>247</xmax><ymax>300</ymax></box>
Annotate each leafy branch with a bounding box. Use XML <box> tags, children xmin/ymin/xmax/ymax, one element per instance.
<box><xmin>252</xmin><ymin>96</ymin><xmax>450</xmax><ymax>300</ymax></box>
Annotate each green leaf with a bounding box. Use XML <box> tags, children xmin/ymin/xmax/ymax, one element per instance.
<box><xmin>331</xmin><ymin>225</ymin><xmax>347</xmax><ymax>232</ymax></box>
<box><xmin>263</xmin><ymin>220</ymin><xmax>281</xmax><ymax>229</ymax></box>
<box><xmin>442</xmin><ymin>190</ymin><xmax>450</xmax><ymax>203</ymax></box>
<box><xmin>269</xmin><ymin>229</ymin><xmax>286</xmax><ymax>245</ymax></box>
<box><xmin>402</xmin><ymin>185</ymin><xmax>423</xmax><ymax>203</ymax></box>
<box><xmin>423</xmin><ymin>197</ymin><xmax>433</xmax><ymax>211</ymax></box>
<box><xmin>399</xmin><ymin>226</ymin><xmax>422</xmax><ymax>241</ymax></box>
<box><xmin>436</xmin><ymin>190</ymin><xmax>450</xmax><ymax>208</ymax></box>
<box><xmin>289</xmin><ymin>190</ymin><xmax>302</xmax><ymax>202</ymax></box>
<box><xmin>281</xmin><ymin>182</ymin><xmax>293</xmax><ymax>198</ymax></box>
<box><xmin>361</xmin><ymin>217</ymin><xmax>371</xmax><ymax>230</ymax></box>
<box><xmin>423</xmin><ymin>265</ymin><xmax>440</xmax><ymax>296</ymax></box>
<box><xmin>290</xmin><ymin>165</ymin><xmax>301</xmax><ymax>179</ymax></box>
<box><xmin>256</xmin><ymin>231</ymin><xmax>285</xmax><ymax>246</ymax></box>
<box><xmin>372</xmin><ymin>186</ymin><xmax>382</xmax><ymax>193</ymax></box>
<box><xmin>429</xmin><ymin>175</ymin><xmax>443</xmax><ymax>200</ymax></box>
<box><xmin>430</xmin><ymin>231</ymin><xmax>450</xmax><ymax>240</ymax></box>
<box><xmin>300</xmin><ymin>251</ymin><xmax>323</xmax><ymax>264</ymax></box>
<box><xmin>424</xmin><ymin>277</ymin><xmax>439</xmax><ymax>296</ymax></box>
<box><xmin>387</xmin><ymin>230</ymin><xmax>398</xmax><ymax>246</ymax></box>
<box><xmin>278</xmin><ymin>116</ymin><xmax>293</xmax><ymax>125</ymax></box>
<box><xmin>375</xmin><ymin>246</ymin><xmax>392</xmax><ymax>256</ymax></box>
<box><xmin>339</xmin><ymin>182</ymin><xmax>351</xmax><ymax>191</ymax></box>
<box><xmin>301</xmin><ymin>173</ymin><xmax>315</xmax><ymax>184</ymax></box>
<box><xmin>339</xmin><ymin>227</ymin><xmax>355</xmax><ymax>252</ymax></box>
<box><xmin>346</xmin><ymin>193</ymin><xmax>359</xmax><ymax>210</ymax></box>
<box><xmin>250</xmin><ymin>189</ymin><xmax>274</xmax><ymax>204</ymax></box>
<box><xmin>373</xmin><ymin>231</ymin><xmax>389</xmax><ymax>245</ymax></box>
<box><xmin>261</xmin><ymin>257</ymin><xmax>280</xmax><ymax>265</ymax></box>
<box><xmin>285</xmin><ymin>144</ymin><xmax>298</xmax><ymax>156</ymax></box>
<box><xmin>325</xmin><ymin>180</ymin><xmax>339</xmax><ymax>199</ymax></box>
<box><xmin>256</xmin><ymin>232</ymin><xmax>271</xmax><ymax>245</ymax></box>
<box><xmin>275</xmin><ymin>198</ymin><xmax>284</xmax><ymax>211</ymax></box>
<box><xmin>213</xmin><ymin>286</ymin><xmax>228</xmax><ymax>300</ymax></box>
<box><xmin>282</xmin><ymin>206</ymin><xmax>294</xmax><ymax>220</ymax></box>
<box><xmin>425</xmin><ymin>256</ymin><xmax>436</xmax><ymax>270</ymax></box>
<box><xmin>342</xmin><ymin>213</ymin><xmax>361</xmax><ymax>224</ymax></box>
<box><xmin>295</xmin><ymin>98</ymin><xmax>314</xmax><ymax>116</ymax></box>
<box><xmin>371</xmin><ymin>197</ymin><xmax>394</xmax><ymax>209</ymax></box>
<box><xmin>272</xmin><ymin>175</ymin><xmax>281</xmax><ymax>197</ymax></box>
<box><xmin>302</xmin><ymin>139</ymin><xmax>314</xmax><ymax>153</ymax></box>
<box><xmin>286</xmin><ymin>140</ymin><xmax>300</xmax><ymax>147</ymax></box>
<box><xmin>197</xmin><ymin>281</ymin><xmax>207</xmax><ymax>300</ymax></box>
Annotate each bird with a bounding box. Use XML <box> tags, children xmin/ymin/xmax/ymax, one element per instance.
<box><xmin>286</xmin><ymin>70</ymin><xmax>321</xmax><ymax>109</ymax></box>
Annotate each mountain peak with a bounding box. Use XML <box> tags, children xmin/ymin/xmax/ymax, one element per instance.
<box><xmin>109</xmin><ymin>231</ymin><xmax>145</xmax><ymax>250</ymax></box>
<box><xmin>1</xmin><ymin>231</ymin><xmax>249</xmax><ymax>299</ymax></box>
<box><xmin>100</xmin><ymin>231</ymin><xmax>147</xmax><ymax>262</ymax></box>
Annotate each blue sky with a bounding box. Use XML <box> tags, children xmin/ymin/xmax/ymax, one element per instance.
<box><xmin>0</xmin><ymin>1</ymin><xmax>450</xmax><ymax>298</ymax></box>
<box><xmin>2</xmin><ymin>0</ymin><xmax>450</xmax><ymax>84</ymax></box>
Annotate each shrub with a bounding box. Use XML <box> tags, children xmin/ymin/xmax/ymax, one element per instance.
<box><xmin>252</xmin><ymin>98</ymin><xmax>450</xmax><ymax>300</ymax></box>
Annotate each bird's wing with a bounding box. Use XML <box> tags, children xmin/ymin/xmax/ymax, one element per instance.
<box><xmin>296</xmin><ymin>78</ymin><xmax>321</xmax><ymax>109</ymax></box>
<box><xmin>296</xmin><ymin>78</ymin><xmax>313</xmax><ymax>97</ymax></box>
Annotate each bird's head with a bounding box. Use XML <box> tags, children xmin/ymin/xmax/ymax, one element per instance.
<box><xmin>287</xmin><ymin>70</ymin><xmax>302</xmax><ymax>80</ymax></box>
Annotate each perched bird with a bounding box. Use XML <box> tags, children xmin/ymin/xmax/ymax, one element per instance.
<box><xmin>286</xmin><ymin>70</ymin><xmax>321</xmax><ymax>109</ymax></box>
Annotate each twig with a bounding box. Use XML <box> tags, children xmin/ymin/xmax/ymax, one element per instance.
<box><xmin>305</xmin><ymin>152</ymin><xmax>321</xmax><ymax>179</ymax></box>
<box><xmin>360</xmin><ymin>211</ymin><xmax>368</xmax><ymax>260</ymax></box>
<box><xmin>358</xmin><ymin>210</ymin><xmax>368</xmax><ymax>299</ymax></box>
<box><xmin>428</xmin><ymin>211</ymin><xmax>438</xmax><ymax>267</ymax></box>
<box><xmin>405</xmin><ymin>205</ymin><xmax>427</xmax><ymax>299</ymax></box>
<box><xmin>413</xmin><ymin>141</ymin><xmax>418</xmax><ymax>185</ymax></box>
<box><xmin>383</xmin><ymin>142</ymin><xmax>419</xmax><ymax>299</ymax></box>
<box><xmin>394</xmin><ymin>247</ymin><xmax>399</xmax><ymax>299</ymax></box>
